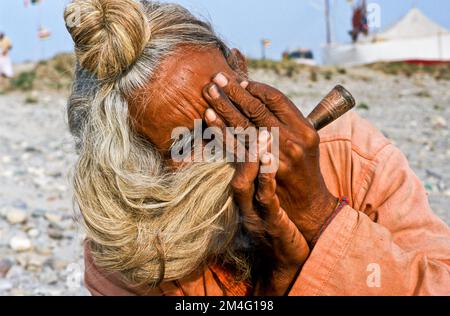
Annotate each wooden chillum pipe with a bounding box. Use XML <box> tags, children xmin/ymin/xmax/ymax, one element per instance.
<box><xmin>307</xmin><ymin>85</ymin><xmax>356</xmax><ymax>131</ymax></box>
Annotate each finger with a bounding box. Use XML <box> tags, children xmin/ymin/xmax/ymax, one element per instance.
<box><xmin>204</xmin><ymin>108</ymin><xmax>257</xmax><ymax>163</ymax></box>
<box><xmin>231</xmin><ymin>160</ymin><xmax>264</xmax><ymax>235</ymax></box>
<box><xmin>257</xmin><ymin>155</ymin><xmax>308</xmax><ymax>258</ymax></box>
<box><xmin>204</xmin><ymin>108</ymin><xmax>226</xmax><ymax>130</ymax></box>
<box><xmin>245</xmin><ymin>81</ymin><xmax>310</xmax><ymax>127</ymax></box>
<box><xmin>212</xmin><ymin>72</ymin><xmax>280</xmax><ymax>128</ymax></box>
<box><xmin>203</xmin><ymin>83</ymin><xmax>252</xmax><ymax>130</ymax></box>
<box><xmin>256</xmin><ymin>153</ymin><xmax>281</xmax><ymax>222</ymax></box>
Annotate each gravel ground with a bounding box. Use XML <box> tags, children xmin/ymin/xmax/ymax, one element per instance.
<box><xmin>0</xmin><ymin>68</ymin><xmax>449</xmax><ymax>295</ymax></box>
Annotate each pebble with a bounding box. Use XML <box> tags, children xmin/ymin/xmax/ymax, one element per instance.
<box><xmin>45</xmin><ymin>212</ymin><xmax>62</xmax><ymax>224</ymax></box>
<box><xmin>35</xmin><ymin>245</ymin><xmax>53</xmax><ymax>256</ymax></box>
<box><xmin>40</xmin><ymin>270</ymin><xmax>59</xmax><ymax>285</ymax></box>
<box><xmin>48</xmin><ymin>226</ymin><xmax>64</xmax><ymax>240</ymax></box>
<box><xmin>26</xmin><ymin>255</ymin><xmax>48</xmax><ymax>272</ymax></box>
<box><xmin>27</xmin><ymin>228</ymin><xmax>40</xmax><ymax>238</ymax></box>
<box><xmin>47</xmin><ymin>258</ymin><xmax>69</xmax><ymax>270</ymax></box>
<box><xmin>0</xmin><ymin>280</ymin><xmax>13</xmax><ymax>292</ymax></box>
<box><xmin>5</xmin><ymin>209</ymin><xmax>28</xmax><ymax>225</ymax></box>
<box><xmin>0</xmin><ymin>259</ymin><xmax>13</xmax><ymax>278</ymax></box>
<box><xmin>9</xmin><ymin>288</ymin><xmax>28</xmax><ymax>296</ymax></box>
<box><xmin>9</xmin><ymin>236</ymin><xmax>32</xmax><ymax>252</ymax></box>
<box><xmin>431</xmin><ymin>115</ymin><xmax>448</xmax><ymax>128</ymax></box>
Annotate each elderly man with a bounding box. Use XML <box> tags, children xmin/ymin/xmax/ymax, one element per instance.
<box><xmin>64</xmin><ymin>0</ymin><xmax>450</xmax><ymax>296</ymax></box>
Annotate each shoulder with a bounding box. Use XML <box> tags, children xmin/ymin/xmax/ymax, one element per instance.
<box><xmin>318</xmin><ymin>111</ymin><xmax>392</xmax><ymax>162</ymax></box>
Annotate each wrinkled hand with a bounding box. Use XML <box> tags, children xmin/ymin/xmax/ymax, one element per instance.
<box><xmin>204</xmin><ymin>109</ymin><xmax>309</xmax><ymax>295</ymax></box>
<box><xmin>203</xmin><ymin>73</ymin><xmax>338</xmax><ymax>243</ymax></box>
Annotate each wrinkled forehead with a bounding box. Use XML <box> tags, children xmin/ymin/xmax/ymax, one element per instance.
<box><xmin>127</xmin><ymin>46</ymin><xmax>244</xmax><ymax>154</ymax></box>
<box><xmin>146</xmin><ymin>46</ymin><xmax>239</xmax><ymax>115</ymax></box>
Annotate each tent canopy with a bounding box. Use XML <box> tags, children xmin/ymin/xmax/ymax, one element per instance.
<box><xmin>323</xmin><ymin>8</ymin><xmax>450</xmax><ymax>66</ymax></box>
<box><xmin>375</xmin><ymin>8</ymin><xmax>447</xmax><ymax>41</ymax></box>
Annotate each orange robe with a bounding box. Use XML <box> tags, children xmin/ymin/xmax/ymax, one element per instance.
<box><xmin>83</xmin><ymin>112</ymin><xmax>450</xmax><ymax>296</ymax></box>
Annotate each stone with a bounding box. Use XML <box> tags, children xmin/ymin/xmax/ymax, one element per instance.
<box><xmin>9</xmin><ymin>236</ymin><xmax>32</xmax><ymax>252</ymax></box>
<box><xmin>40</xmin><ymin>270</ymin><xmax>59</xmax><ymax>285</ymax></box>
<box><xmin>0</xmin><ymin>280</ymin><xmax>13</xmax><ymax>292</ymax></box>
<box><xmin>0</xmin><ymin>259</ymin><xmax>13</xmax><ymax>278</ymax></box>
<box><xmin>5</xmin><ymin>208</ymin><xmax>27</xmax><ymax>225</ymax></box>
<box><xmin>9</xmin><ymin>288</ymin><xmax>28</xmax><ymax>296</ymax></box>
<box><xmin>47</xmin><ymin>258</ymin><xmax>69</xmax><ymax>270</ymax></box>
<box><xmin>27</xmin><ymin>228</ymin><xmax>40</xmax><ymax>238</ymax></box>
<box><xmin>32</xmin><ymin>208</ymin><xmax>46</xmax><ymax>218</ymax></box>
<box><xmin>26</xmin><ymin>255</ymin><xmax>48</xmax><ymax>272</ymax></box>
<box><xmin>35</xmin><ymin>245</ymin><xmax>53</xmax><ymax>256</ymax></box>
<box><xmin>431</xmin><ymin>116</ymin><xmax>447</xmax><ymax>129</ymax></box>
<box><xmin>15</xmin><ymin>255</ymin><xmax>28</xmax><ymax>267</ymax></box>
<box><xmin>45</xmin><ymin>212</ymin><xmax>62</xmax><ymax>224</ymax></box>
<box><xmin>48</xmin><ymin>226</ymin><xmax>64</xmax><ymax>240</ymax></box>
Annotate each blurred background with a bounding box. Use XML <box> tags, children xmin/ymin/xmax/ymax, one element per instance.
<box><xmin>0</xmin><ymin>0</ymin><xmax>449</xmax><ymax>296</ymax></box>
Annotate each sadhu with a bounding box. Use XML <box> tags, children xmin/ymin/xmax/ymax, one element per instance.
<box><xmin>64</xmin><ymin>0</ymin><xmax>450</xmax><ymax>296</ymax></box>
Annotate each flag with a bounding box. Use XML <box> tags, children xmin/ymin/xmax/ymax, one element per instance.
<box><xmin>25</xmin><ymin>0</ymin><xmax>42</xmax><ymax>8</ymax></box>
<box><xmin>38</xmin><ymin>26</ymin><xmax>51</xmax><ymax>40</ymax></box>
<box><xmin>262</xmin><ymin>39</ymin><xmax>272</xmax><ymax>48</ymax></box>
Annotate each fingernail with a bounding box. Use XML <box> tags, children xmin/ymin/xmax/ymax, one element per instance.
<box><xmin>208</xmin><ymin>84</ymin><xmax>220</xmax><ymax>99</ymax></box>
<box><xmin>205</xmin><ymin>109</ymin><xmax>217</xmax><ymax>122</ymax></box>
<box><xmin>240</xmin><ymin>81</ymin><xmax>249</xmax><ymax>89</ymax></box>
<box><xmin>261</xmin><ymin>153</ymin><xmax>272</xmax><ymax>165</ymax></box>
<box><xmin>213</xmin><ymin>73</ymin><xmax>228</xmax><ymax>87</ymax></box>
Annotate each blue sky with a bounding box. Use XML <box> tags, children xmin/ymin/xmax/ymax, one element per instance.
<box><xmin>1</xmin><ymin>0</ymin><xmax>450</xmax><ymax>64</ymax></box>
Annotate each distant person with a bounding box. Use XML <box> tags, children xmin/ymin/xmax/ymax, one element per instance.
<box><xmin>0</xmin><ymin>32</ymin><xmax>13</xmax><ymax>78</ymax></box>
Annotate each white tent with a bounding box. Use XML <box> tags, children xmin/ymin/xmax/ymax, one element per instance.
<box><xmin>323</xmin><ymin>8</ymin><xmax>450</xmax><ymax>66</ymax></box>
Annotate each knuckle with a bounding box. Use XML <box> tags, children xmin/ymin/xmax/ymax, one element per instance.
<box><xmin>231</xmin><ymin>177</ymin><xmax>251</xmax><ymax>194</ymax></box>
<box><xmin>228</xmin><ymin>84</ymin><xmax>242</xmax><ymax>97</ymax></box>
<box><xmin>303</xmin><ymin>129</ymin><xmax>320</xmax><ymax>149</ymax></box>
<box><xmin>237</xmin><ymin>118</ymin><xmax>251</xmax><ymax>129</ymax></box>
<box><xmin>255</xmin><ymin>192</ymin><xmax>271</xmax><ymax>207</ymax></box>
<box><xmin>263</xmin><ymin>87</ymin><xmax>284</xmax><ymax>103</ymax></box>
<box><xmin>286</xmin><ymin>141</ymin><xmax>304</xmax><ymax>159</ymax></box>
<box><xmin>249</xmin><ymin>100</ymin><xmax>268</xmax><ymax>119</ymax></box>
<box><xmin>266</xmin><ymin>91</ymin><xmax>284</xmax><ymax>104</ymax></box>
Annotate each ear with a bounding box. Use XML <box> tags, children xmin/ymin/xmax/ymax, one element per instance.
<box><xmin>227</xmin><ymin>48</ymin><xmax>248</xmax><ymax>78</ymax></box>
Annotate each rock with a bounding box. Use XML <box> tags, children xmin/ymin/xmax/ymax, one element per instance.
<box><xmin>0</xmin><ymin>280</ymin><xmax>13</xmax><ymax>292</ymax></box>
<box><xmin>32</xmin><ymin>208</ymin><xmax>46</xmax><ymax>218</ymax></box>
<box><xmin>45</xmin><ymin>212</ymin><xmax>62</xmax><ymax>224</ymax></box>
<box><xmin>5</xmin><ymin>208</ymin><xmax>28</xmax><ymax>225</ymax></box>
<box><xmin>40</xmin><ymin>270</ymin><xmax>59</xmax><ymax>285</ymax></box>
<box><xmin>9</xmin><ymin>288</ymin><xmax>28</xmax><ymax>296</ymax></box>
<box><xmin>424</xmin><ymin>183</ymin><xmax>434</xmax><ymax>193</ymax></box>
<box><xmin>426</xmin><ymin>169</ymin><xmax>443</xmax><ymax>180</ymax></box>
<box><xmin>35</xmin><ymin>245</ymin><xmax>53</xmax><ymax>256</ymax></box>
<box><xmin>431</xmin><ymin>116</ymin><xmax>447</xmax><ymax>129</ymax></box>
<box><xmin>9</xmin><ymin>236</ymin><xmax>32</xmax><ymax>252</ymax></box>
<box><xmin>48</xmin><ymin>226</ymin><xmax>64</xmax><ymax>240</ymax></box>
<box><xmin>27</xmin><ymin>228</ymin><xmax>40</xmax><ymax>238</ymax></box>
<box><xmin>15</xmin><ymin>255</ymin><xmax>28</xmax><ymax>267</ymax></box>
<box><xmin>0</xmin><ymin>259</ymin><xmax>13</xmax><ymax>278</ymax></box>
<box><xmin>47</xmin><ymin>258</ymin><xmax>69</xmax><ymax>270</ymax></box>
<box><xmin>1</xmin><ymin>155</ymin><xmax>12</xmax><ymax>164</ymax></box>
<box><xmin>26</xmin><ymin>255</ymin><xmax>48</xmax><ymax>272</ymax></box>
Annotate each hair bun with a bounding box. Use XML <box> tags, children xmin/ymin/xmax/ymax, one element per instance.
<box><xmin>64</xmin><ymin>0</ymin><xmax>150</xmax><ymax>80</ymax></box>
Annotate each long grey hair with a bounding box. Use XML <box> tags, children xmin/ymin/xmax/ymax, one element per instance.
<box><xmin>65</xmin><ymin>0</ymin><xmax>251</xmax><ymax>287</ymax></box>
